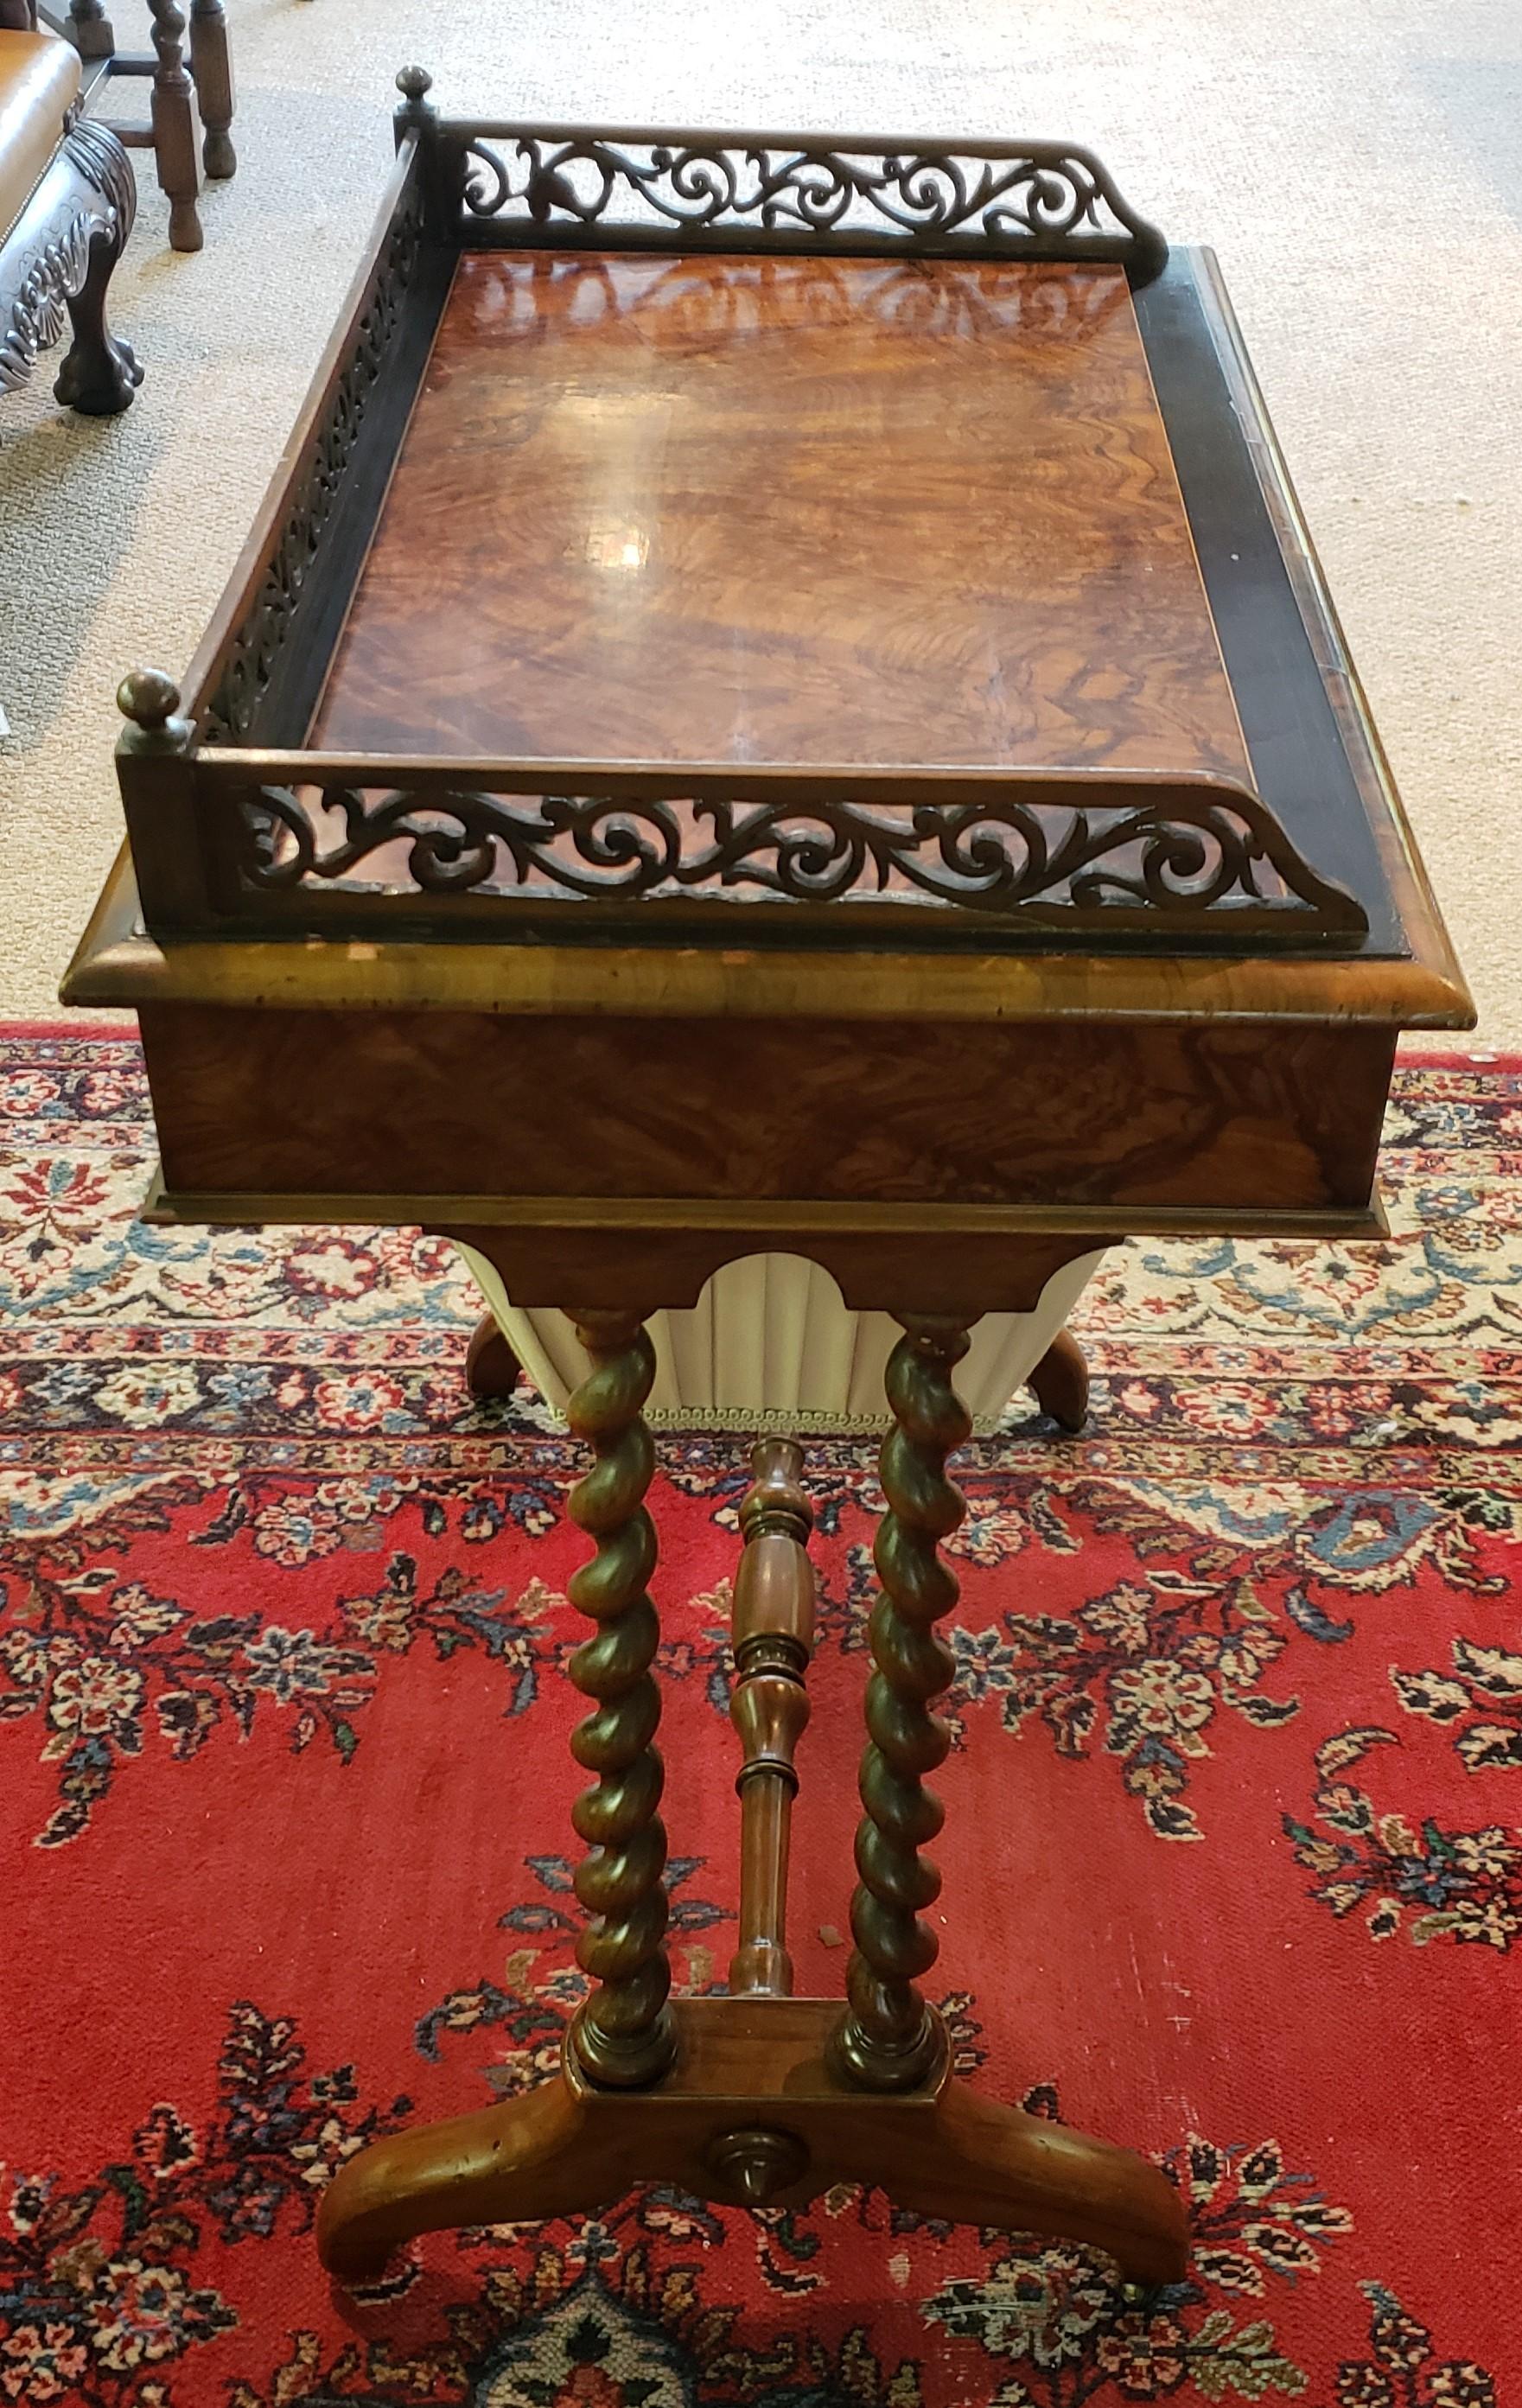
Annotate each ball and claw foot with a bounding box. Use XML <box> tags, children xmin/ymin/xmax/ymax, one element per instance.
<box><xmin>54</xmin><ymin>331</ymin><xmax>141</xmax><ymax>415</ymax></box>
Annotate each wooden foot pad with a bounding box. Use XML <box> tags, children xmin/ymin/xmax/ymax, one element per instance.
<box><xmin>1028</xmin><ymin>1326</ymin><xmax>1090</xmax><ymax>1431</ymax></box>
<box><xmin>316</xmin><ymin>1997</ymin><xmax>1187</xmax><ymax>2288</ymax></box>
<box><xmin>464</xmin><ymin>1311</ymin><xmax>521</xmax><ymax>1399</ymax></box>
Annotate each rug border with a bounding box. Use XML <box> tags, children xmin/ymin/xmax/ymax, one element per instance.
<box><xmin>0</xmin><ymin>1018</ymin><xmax>139</xmax><ymax>1038</ymax></box>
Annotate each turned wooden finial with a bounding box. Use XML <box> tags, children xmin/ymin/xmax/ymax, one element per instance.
<box><xmin>117</xmin><ymin>666</ymin><xmax>180</xmax><ymax>728</ymax></box>
<box><xmin>116</xmin><ymin>668</ymin><xmax>191</xmax><ymax>753</ymax></box>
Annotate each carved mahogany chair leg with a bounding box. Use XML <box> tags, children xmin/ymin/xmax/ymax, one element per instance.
<box><xmin>1028</xmin><ymin>1324</ymin><xmax>1090</xmax><ymax>1431</ymax></box>
<box><xmin>463</xmin><ymin>1309</ymin><xmax>521</xmax><ymax>1399</ymax></box>
<box><xmin>188</xmin><ymin>0</ymin><xmax>235</xmax><ymax>177</ymax></box>
<box><xmin>53</xmin><ymin>128</ymin><xmax>143</xmax><ymax>417</ymax></box>
<box><xmin>148</xmin><ymin>0</ymin><xmax>204</xmax><ymax>251</ymax></box>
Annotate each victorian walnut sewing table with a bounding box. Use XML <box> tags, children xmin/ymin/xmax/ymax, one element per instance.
<box><xmin>62</xmin><ymin>74</ymin><xmax>1472</xmax><ymax>2290</ymax></box>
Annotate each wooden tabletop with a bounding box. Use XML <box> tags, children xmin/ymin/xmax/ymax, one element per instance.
<box><xmin>311</xmin><ymin>251</ymin><xmax>1248</xmax><ymax>780</ymax></box>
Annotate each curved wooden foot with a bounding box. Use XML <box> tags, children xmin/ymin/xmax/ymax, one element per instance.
<box><xmin>464</xmin><ymin>1309</ymin><xmax>521</xmax><ymax>1399</ymax></box>
<box><xmin>316</xmin><ymin>2000</ymin><xmax>1187</xmax><ymax>2289</ymax></box>
<box><xmin>866</xmin><ymin>2075</ymin><xmax>1187</xmax><ymax>2284</ymax></box>
<box><xmin>1027</xmin><ymin>1325</ymin><xmax>1089</xmax><ymax>1431</ymax></box>
<box><xmin>317</xmin><ymin>2069</ymin><xmax>596</xmax><ymax>2284</ymax></box>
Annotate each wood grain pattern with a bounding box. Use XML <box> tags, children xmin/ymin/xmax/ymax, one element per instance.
<box><xmin>311</xmin><ymin>251</ymin><xmax>1248</xmax><ymax>780</ymax></box>
<box><xmin>140</xmin><ymin>1004</ymin><xmax>1393</xmax><ymax>1220</ymax></box>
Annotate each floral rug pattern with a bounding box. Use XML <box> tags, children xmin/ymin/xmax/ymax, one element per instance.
<box><xmin>2</xmin><ymin>1034</ymin><xmax>1519</xmax><ymax>2403</ymax></box>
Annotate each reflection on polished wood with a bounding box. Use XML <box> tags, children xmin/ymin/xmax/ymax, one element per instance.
<box><xmin>312</xmin><ymin>252</ymin><xmax>1247</xmax><ymax>780</ymax></box>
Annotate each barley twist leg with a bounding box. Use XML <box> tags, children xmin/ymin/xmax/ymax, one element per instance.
<box><xmin>831</xmin><ymin>1314</ymin><xmax>971</xmax><ymax>2091</ymax></box>
<box><xmin>564</xmin><ymin>1310</ymin><xmax>677</xmax><ymax>2089</ymax></box>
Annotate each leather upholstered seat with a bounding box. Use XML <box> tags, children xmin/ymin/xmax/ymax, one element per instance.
<box><xmin>0</xmin><ymin>29</ymin><xmax>80</xmax><ymax>244</ymax></box>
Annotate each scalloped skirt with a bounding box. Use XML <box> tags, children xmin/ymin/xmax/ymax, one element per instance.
<box><xmin>456</xmin><ymin>1248</ymin><xmax>1105</xmax><ymax>1432</ymax></box>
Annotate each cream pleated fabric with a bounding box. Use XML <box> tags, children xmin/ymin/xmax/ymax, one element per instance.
<box><xmin>455</xmin><ymin>1247</ymin><xmax>1105</xmax><ymax>1430</ymax></box>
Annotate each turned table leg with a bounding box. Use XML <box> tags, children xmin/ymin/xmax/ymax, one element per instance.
<box><xmin>188</xmin><ymin>0</ymin><xmax>235</xmax><ymax>177</ymax></box>
<box><xmin>728</xmin><ymin>1439</ymin><xmax>815</xmax><ymax>2001</ymax></box>
<box><xmin>147</xmin><ymin>0</ymin><xmax>203</xmax><ymax>251</ymax></box>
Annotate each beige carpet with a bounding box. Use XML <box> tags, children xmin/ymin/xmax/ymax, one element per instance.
<box><xmin>1</xmin><ymin>0</ymin><xmax>1517</xmax><ymax>1039</ymax></box>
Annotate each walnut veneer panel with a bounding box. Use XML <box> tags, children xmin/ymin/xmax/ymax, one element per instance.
<box><xmin>311</xmin><ymin>252</ymin><xmax>1249</xmax><ymax>778</ymax></box>
<box><xmin>143</xmin><ymin>1009</ymin><xmax>1391</xmax><ymax>1218</ymax></box>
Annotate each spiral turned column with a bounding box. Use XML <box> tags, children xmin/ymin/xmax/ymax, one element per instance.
<box><xmin>831</xmin><ymin>1315</ymin><xmax>972</xmax><ymax>2091</ymax></box>
<box><xmin>564</xmin><ymin>1310</ymin><xmax>676</xmax><ymax>2089</ymax></box>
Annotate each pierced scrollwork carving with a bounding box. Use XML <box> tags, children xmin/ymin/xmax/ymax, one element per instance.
<box><xmin>451</xmin><ymin>128</ymin><xmax>1166</xmax><ymax>276</ymax></box>
<box><xmin>198</xmin><ymin>179</ymin><xmax>423</xmax><ymax>745</ymax></box>
<box><xmin>230</xmin><ymin>780</ymin><xmax>1368</xmax><ymax>937</ymax></box>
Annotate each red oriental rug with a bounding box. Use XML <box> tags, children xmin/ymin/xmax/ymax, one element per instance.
<box><xmin>2</xmin><ymin>1028</ymin><xmax>1519</xmax><ymax>2408</ymax></box>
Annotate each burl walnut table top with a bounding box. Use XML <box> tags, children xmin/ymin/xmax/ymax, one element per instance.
<box><xmin>311</xmin><ymin>252</ymin><xmax>1249</xmax><ymax>782</ymax></box>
